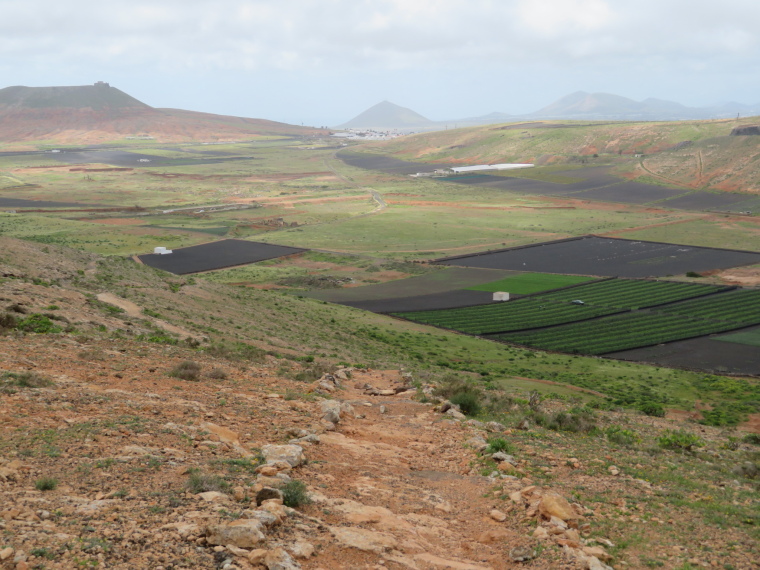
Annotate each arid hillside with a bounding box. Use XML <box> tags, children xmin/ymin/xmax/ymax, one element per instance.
<box><xmin>0</xmin><ymin>237</ymin><xmax>758</xmax><ymax>569</ymax></box>
<box><xmin>0</xmin><ymin>84</ymin><xmax>326</xmax><ymax>145</ymax></box>
<box><xmin>368</xmin><ymin>118</ymin><xmax>760</xmax><ymax>192</ymax></box>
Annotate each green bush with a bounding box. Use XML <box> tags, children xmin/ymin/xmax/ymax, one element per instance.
<box><xmin>658</xmin><ymin>429</ymin><xmax>703</xmax><ymax>451</ymax></box>
<box><xmin>35</xmin><ymin>477</ymin><xmax>58</xmax><ymax>491</ymax></box>
<box><xmin>15</xmin><ymin>314</ymin><xmax>62</xmax><ymax>333</ymax></box>
<box><xmin>484</xmin><ymin>437</ymin><xmax>514</xmax><ymax>455</ymax></box>
<box><xmin>169</xmin><ymin>361</ymin><xmax>202</xmax><ymax>381</ymax></box>
<box><xmin>450</xmin><ymin>391</ymin><xmax>482</xmax><ymax>416</ymax></box>
<box><xmin>744</xmin><ymin>433</ymin><xmax>760</xmax><ymax>445</ymax></box>
<box><xmin>605</xmin><ymin>425</ymin><xmax>641</xmax><ymax>446</ymax></box>
<box><xmin>281</xmin><ymin>480</ymin><xmax>312</xmax><ymax>508</ymax></box>
<box><xmin>435</xmin><ymin>375</ymin><xmax>483</xmax><ymax>416</ymax></box>
<box><xmin>186</xmin><ymin>470</ymin><xmax>229</xmax><ymax>494</ymax></box>
<box><xmin>1</xmin><ymin>371</ymin><xmax>53</xmax><ymax>390</ymax></box>
<box><xmin>639</xmin><ymin>401</ymin><xmax>666</xmax><ymax>417</ymax></box>
<box><xmin>530</xmin><ymin>406</ymin><xmax>597</xmax><ymax>433</ymax></box>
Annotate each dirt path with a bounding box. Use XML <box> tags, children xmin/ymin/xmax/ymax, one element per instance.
<box><xmin>96</xmin><ymin>292</ymin><xmax>204</xmax><ymax>341</ymax></box>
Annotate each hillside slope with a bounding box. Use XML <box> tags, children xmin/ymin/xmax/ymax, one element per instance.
<box><xmin>0</xmin><ymin>84</ymin><xmax>325</xmax><ymax>145</ymax></box>
<box><xmin>368</xmin><ymin>118</ymin><xmax>760</xmax><ymax>192</ymax></box>
<box><xmin>0</xmin><ymin>237</ymin><xmax>757</xmax><ymax>569</ymax></box>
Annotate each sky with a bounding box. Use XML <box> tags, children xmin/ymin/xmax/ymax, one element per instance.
<box><xmin>1</xmin><ymin>0</ymin><xmax>758</xmax><ymax>126</ymax></box>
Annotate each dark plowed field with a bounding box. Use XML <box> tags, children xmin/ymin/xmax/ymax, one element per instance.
<box><xmin>336</xmin><ymin>290</ymin><xmax>495</xmax><ymax>313</ymax></box>
<box><xmin>608</xmin><ymin>335</ymin><xmax>760</xmax><ymax>376</ymax></box>
<box><xmin>436</xmin><ymin>236</ymin><xmax>760</xmax><ymax>278</ymax></box>
<box><xmin>658</xmin><ymin>192</ymin><xmax>749</xmax><ymax>211</ymax></box>
<box><xmin>138</xmin><ymin>239</ymin><xmax>305</xmax><ymax>275</ymax></box>
<box><xmin>572</xmin><ymin>181</ymin><xmax>686</xmax><ymax>204</ymax></box>
<box><xmin>339</xmin><ymin>151</ymin><xmax>760</xmax><ymax>212</ymax></box>
<box><xmin>53</xmin><ymin>150</ymin><xmax>254</xmax><ymax>168</ymax></box>
<box><xmin>0</xmin><ymin>197</ymin><xmax>98</xmax><ymax>208</ymax></box>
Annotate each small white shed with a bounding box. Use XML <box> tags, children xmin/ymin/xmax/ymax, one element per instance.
<box><xmin>153</xmin><ymin>246</ymin><xmax>173</xmax><ymax>255</ymax></box>
<box><xmin>493</xmin><ymin>291</ymin><xmax>510</xmax><ymax>302</ymax></box>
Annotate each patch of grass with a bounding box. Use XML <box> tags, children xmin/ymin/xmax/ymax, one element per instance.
<box><xmin>186</xmin><ymin>470</ymin><xmax>230</xmax><ymax>494</ymax></box>
<box><xmin>529</xmin><ymin>406</ymin><xmax>597</xmax><ymax>433</ymax></box>
<box><xmin>605</xmin><ymin>425</ymin><xmax>641</xmax><ymax>446</ymax></box>
<box><xmin>0</xmin><ymin>370</ymin><xmax>53</xmax><ymax>391</ymax></box>
<box><xmin>169</xmin><ymin>361</ymin><xmax>202</xmax><ymax>381</ymax></box>
<box><xmin>206</xmin><ymin>367</ymin><xmax>228</xmax><ymax>380</ymax></box>
<box><xmin>35</xmin><ymin>477</ymin><xmax>58</xmax><ymax>491</ymax></box>
<box><xmin>204</xmin><ymin>341</ymin><xmax>267</xmax><ymax>363</ymax></box>
<box><xmin>484</xmin><ymin>437</ymin><xmax>515</xmax><ymax>455</ymax></box>
<box><xmin>213</xmin><ymin>456</ymin><xmax>265</xmax><ymax>474</ymax></box>
<box><xmin>281</xmin><ymin>480</ymin><xmax>312</xmax><ymax>508</ymax></box>
<box><xmin>658</xmin><ymin>429</ymin><xmax>703</xmax><ymax>452</ymax></box>
<box><xmin>15</xmin><ymin>313</ymin><xmax>62</xmax><ymax>333</ymax></box>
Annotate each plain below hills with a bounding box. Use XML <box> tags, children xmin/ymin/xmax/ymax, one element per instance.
<box><xmin>0</xmin><ymin>83</ymin><xmax>327</xmax><ymax>145</ymax></box>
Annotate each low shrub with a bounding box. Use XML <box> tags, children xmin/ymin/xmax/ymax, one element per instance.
<box><xmin>1</xmin><ymin>371</ymin><xmax>53</xmax><ymax>388</ymax></box>
<box><xmin>638</xmin><ymin>401</ymin><xmax>666</xmax><ymax>417</ymax></box>
<box><xmin>530</xmin><ymin>406</ymin><xmax>597</xmax><ymax>433</ymax></box>
<box><xmin>658</xmin><ymin>429</ymin><xmax>703</xmax><ymax>452</ymax></box>
<box><xmin>206</xmin><ymin>368</ymin><xmax>228</xmax><ymax>380</ymax></box>
<box><xmin>450</xmin><ymin>391</ymin><xmax>482</xmax><ymax>416</ymax></box>
<box><xmin>281</xmin><ymin>480</ymin><xmax>311</xmax><ymax>508</ymax></box>
<box><xmin>186</xmin><ymin>470</ymin><xmax>230</xmax><ymax>494</ymax></box>
<box><xmin>169</xmin><ymin>361</ymin><xmax>202</xmax><ymax>381</ymax></box>
<box><xmin>744</xmin><ymin>433</ymin><xmax>760</xmax><ymax>445</ymax></box>
<box><xmin>435</xmin><ymin>375</ymin><xmax>483</xmax><ymax>417</ymax></box>
<box><xmin>484</xmin><ymin>437</ymin><xmax>515</xmax><ymax>455</ymax></box>
<box><xmin>605</xmin><ymin>425</ymin><xmax>641</xmax><ymax>446</ymax></box>
<box><xmin>35</xmin><ymin>477</ymin><xmax>58</xmax><ymax>491</ymax></box>
<box><xmin>15</xmin><ymin>314</ymin><xmax>62</xmax><ymax>334</ymax></box>
<box><xmin>205</xmin><ymin>342</ymin><xmax>267</xmax><ymax>363</ymax></box>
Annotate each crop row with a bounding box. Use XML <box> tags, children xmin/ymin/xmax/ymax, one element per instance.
<box><xmin>659</xmin><ymin>289</ymin><xmax>760</xmax><ymax>321</ymax></box>
<box><xmin>393</xmin><ymin>278</ymin><xmax>727</xmax><ymax>335</ymax></box>
<box><xmin>394</xmin><ymin>298</ymin><xmax>614</xmax><ymax>335</ymax></box>
<box><xmin>496</xmin><ymin>304</ymin><xmax>760</xmax><ymax>355</ymax></box>
<box><xmin>537</xmin><ymin>279</ymin><xmax>726</xmax><ymax>308</ymax></box>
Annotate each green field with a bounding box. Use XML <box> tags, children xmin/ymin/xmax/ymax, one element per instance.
<box><xmin>468</xmin><ymin>272</ymin><xmax>594</xmax><ymax>294</ymax></box>
<box><xmin>394</xmin><ymin>279</ymin><xmax>726</xmax><ymax>336</ymax></box>
<box><xmin>498</xmin><ymin>288</ymin><xmax>760</xmax><ymax>354</ymax></box>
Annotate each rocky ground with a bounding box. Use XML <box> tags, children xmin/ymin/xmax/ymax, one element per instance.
<box><xmin>0</xmin><ymin>236</ymin><xmax>758</xmax><ymax>569</ymax></box>
<box><xmin>0</xmin><ymin>330</ymin><xmax>758</xmax><ymax>570</ymax></box>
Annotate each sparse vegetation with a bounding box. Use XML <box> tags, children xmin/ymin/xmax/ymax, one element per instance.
<box><xmin>169</xmin><ymin>361</ymin><xmax>202</xmax><ymax>381</ymax></box>
<box><xmin>35</xmin><ymin>477</ymin><xmax>58</xmax><ymax>491</ymax></box>
<box><xmin>281</xmin><ymin>480</ymin><xmax>311</xmax><ymax>508</ymax></box>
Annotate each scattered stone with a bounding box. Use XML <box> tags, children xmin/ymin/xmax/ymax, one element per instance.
<box><xmin>509</xmin><ymin>545</ymin><xmax>536</xmax><ymax>562</ymax></box>
<box><xmin>198</xmin><ymin>491</ymin><xmax>227</xmax><ymax>502</ymax></box>
<box><xmin>0</xmin><ymin>548</ymin><xmax>13</xmax><ymax>561</ymax></box>
<box><xmin>485</xmin><ymin>421</ymin><xmax>506</xmax><ymax>432</ymax></box>
<box><xmin>492</xmin><ymin>452</ymin><xmax>517</xmax><ymax>464</ymax></box>
<box><xmin>263</xmin><ymin>547</ymin><xmax>301</xmax><ymax>570</ymax></box>
<box><xmin>379</xmin><ymin>405</ymin><xmax>387</xmax><ymax>414</ymax></box>
<box><xmin>516</xmin><ymin>418</ymin><xmax>530</xmax><ymax>430</ymax></box>
<box><xmin>329</xmin><ymin>526</ymin><xmax>398</xmax><ymax>553</ymax></box>
<box><xmin>489</xmin><ymin>509</ymin><xmax>507</xmax><ymax>522</ymax></box>
<box><xmin>261</xmin><ymin>444</ymin><xmax>305</xmax><ymax>468</ymax></box>
<box><xmin>256</xmin><ymin>487</ymin><xmax>284</xmax><ymax>506</ymax></box>
<box><xmin>538</xmin><ymin>492</ymin><xmax>579</xmax><ymax>522</ymax></box>
<box><xmin>320</xmin><ymin>400</ymin><xmax>342</xmax><ymax>424</ymax></box>
<box><xmin>206</xmin><ymin>520</ymin><xmax>266</xmax><ymax>548</ymax></box>
<box><xmin>731</xmin><ymin>461</ymin><xmax>758</xmax><ymax>479</ymax></box>
<box><xmin>290</xmin><ymin>541</ymin><xmax>315</xmax><ymax>559</ymax></box>
<box><xmin>445</xmin><ymin>408</ymin><xmax>467</xmax><ymax>421</ymax></box>
<box><xmin>466</xmin><ymin>436</ymin><xmax>488</xmax><ymax>452</ymax></box>
<box><xmin>200</xmin><ymin>422</ymin><xmax>241</xmax><ymax>445</ymax></box>
<box><xmin>608</xmin><ymin>465</ymin><xmax>620</xmax><ymax>476</ymax></box>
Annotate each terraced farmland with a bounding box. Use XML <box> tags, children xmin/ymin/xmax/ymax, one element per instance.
<box><xmin>393</xmin><ymin>278</ymin><xmax>726</xmax><ymax>336</ymax></box>
<box><xmin>495</xmin><ymin>289</ymin><xmax>760</xmax><ymax>355</ymax></box>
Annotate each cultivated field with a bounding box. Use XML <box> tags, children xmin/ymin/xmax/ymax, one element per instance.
<box><xmin>436</xmin><ymin>236</ymin><xmax>760</xmax><ymax>277</ymax></box>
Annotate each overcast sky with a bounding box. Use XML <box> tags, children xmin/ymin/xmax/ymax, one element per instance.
<box><xmin>1</xmin><ymin>0</ymin><xmax>758</xmax><ymax>126</ymax></box>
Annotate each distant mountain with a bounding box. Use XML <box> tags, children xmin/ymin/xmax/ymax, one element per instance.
<box><xmin>527</xmin><ymin>91</ymin><xmax>760</xmax><ymax>121</ymax></box>
<box><xmin>337</xmin><ymin>101</ymin><xmax>436</xmax><ymax>130</ymax></box>
<box><xmin>0</xmin><ymin>83</ymin><xmax>325</xmax><ymax>144</ymax></box>
<box><xmin>337</xmin><ymin>93</ymin><xmax>760</xmax><ymax>132</ymax></box>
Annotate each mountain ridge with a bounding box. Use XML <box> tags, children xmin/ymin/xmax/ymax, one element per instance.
<box><xmin>0</xmin><ymin>83</ymin><xmax>325</xmax><ymax>144</ymax></box>
<box><xmin>340</xmin><ymin>92</ymin><xmax>760</xmax><ymax>130</ymax></box>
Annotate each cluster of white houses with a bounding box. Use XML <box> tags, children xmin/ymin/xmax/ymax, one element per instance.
<box><xmin>411</xmin><ymin>163</ymin><xmax>534</xmax><ymax>177</ymax></box>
